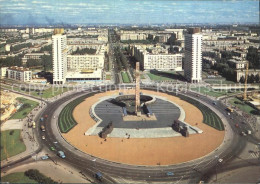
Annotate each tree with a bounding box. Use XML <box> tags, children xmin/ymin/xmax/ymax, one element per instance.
<box><xmin>255</xmin><ymin>74</ymin><xmax>260</xmax><ymax>83</ymax></box>
<box><xmin>247</xmin><ymin>46</ymin><xmax>260</xmax><ymax>69</ymax></box>
<box><xmin>42</xmin><ymin>54</ymin><xmax>52</xmax><ymax>72</ymax></box>
<box><xmin>248</xmin><ymin>74</ymin><xmax>255</xmax><ymax>83</ymax></box>
<box><xmin>0</xmin><ymin>56</ymin><xmax>22</xmax><ymax>67</ymax></box>
<box><xmin>239</xmin><ymin>75</ymin><xmax>245</xmax><ymax>83</ymax></box>
<box><xmin>203</xmin><ymin>63</ymin><xmax>211</xmax><ymax>70</ymax></box>
<box><xmin>166</xmin><ymin>33</ymin><xmax>177</xmax><ymax>45</ymax></box>
<box><xmin>26</xmin><ymin>59</ymin><xmax>41</xmax><ymax>68</ymax></box>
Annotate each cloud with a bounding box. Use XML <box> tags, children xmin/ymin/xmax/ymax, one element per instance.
<box><xmin>31</xmin><ymin>1</ymin><xmax>46</xmax><ymax>4</ymax></box>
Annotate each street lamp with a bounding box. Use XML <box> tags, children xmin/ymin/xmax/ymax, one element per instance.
<box><xmin>215</xmin><ymin>156</ymin><xmax>223</xmax><ymax>182</ymax></box>
<box><xmin>92</xmin><ymin>158</ymin><xmax>97</xmax><ymax>168</ymax></box>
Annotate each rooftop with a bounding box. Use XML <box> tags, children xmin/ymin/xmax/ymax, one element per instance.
<box><xmin>8</xmin><ymin>66</ymin><xmax>30</xmax><ymax>72</ymax></box>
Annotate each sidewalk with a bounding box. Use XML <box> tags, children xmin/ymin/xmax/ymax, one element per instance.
<box><xmin>1</xmin><ymin>160</ymin><xmax>92</xmax><ymax>183</ymax></box>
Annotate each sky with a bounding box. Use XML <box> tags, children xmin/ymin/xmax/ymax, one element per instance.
<box><xmin>0</xmin><ymin>0</ymin><xmax>259</xmax><ymax>25</ymax></box>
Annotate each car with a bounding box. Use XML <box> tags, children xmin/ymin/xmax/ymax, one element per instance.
<box><xmin>218</xmin><ymin>158</ymin><xmax>223</xmax><ymax>163</ymax></box>
<box><xmin>42</xmin><ymin>135</ymin><xmax>45</xmax><ymax>140</ymax></box>
<box><xmin>58</xmin><ymin>151</ymin><xmax>66</xmax><ymax>158</ymax></box>
<box><xmin>50</xmin><ymin>146</ymin><xmax>56</xmax><ymax>151</ymax></box>
<box><xmin>166</xmin><ymin>172</ymin><xmax>174</xmax><ymax>176</ymax></box>
<box><xmin>41</xmin><ymin>155</ymin><xmax>49</xmax><ymax>160</ymax></box>
<box><xmin>241</xmin><ymin>132</ymin><xmax>247</xmax><ymax>136</ymax></box>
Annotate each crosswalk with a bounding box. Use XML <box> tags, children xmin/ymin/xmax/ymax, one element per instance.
<box><xmin>250</xmin><ymin>151</ymin><xmax>260</xmax><ymax>159</ymax></box>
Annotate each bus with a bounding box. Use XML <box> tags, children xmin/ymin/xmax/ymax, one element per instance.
<box><xmin>32</xmin><ymin>121</ymin><xmax>36</xmax><ymax>128</ymax></box>
<box><xmin>226</xmin><ymin>107</ymin><xmax>234</xmax><ymax>113</ymax></box>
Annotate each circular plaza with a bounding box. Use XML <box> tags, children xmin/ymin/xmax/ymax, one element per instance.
<box><xmin>59</xmin><ymin>89</ymin><xmax>225</xmax><ymax>166</ymax></box>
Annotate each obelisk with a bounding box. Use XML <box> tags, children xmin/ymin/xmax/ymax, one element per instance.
<box><xmin>135</xmin><ymin>62</ymin><xmax>141</xmax><ymax>116</ymax></box>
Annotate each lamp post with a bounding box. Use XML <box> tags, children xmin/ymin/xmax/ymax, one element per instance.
<box><xmin>215</xmin><ymin>156</ymin><xmax>223</xmax><ymax>182</ymax></box>
<box><xmin>92</xmin><ymin>158</ymin><xmax>97</xmax><ymax>169</ymax></box>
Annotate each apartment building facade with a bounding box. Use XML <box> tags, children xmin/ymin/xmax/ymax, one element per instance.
<box><xmin>7</xmin><ymin>66</ymin><xmax>32</xmax><ymax>82</ymax></box>
<box><xmin>184</xmin><ymin>28</ymin><xmax>203</xmax><ymax>83</ymax></box>
<box><xmin>52</xmin><ymin>29</ymin><xmax>67</xmax><ymax>84</ymax></box>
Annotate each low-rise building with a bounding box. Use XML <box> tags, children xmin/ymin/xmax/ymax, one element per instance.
<box><xmin>120</xmin><ymin>33</ymin><xmax>147</xmax><ymax>41</ymax></box>
<box><xmin>4</xmin><ymin>44</ymin><xmax>11</xmax><ymax>52</ymax></box>
<box><xmin>236</xmin><ymin>69</ymin><xmax>260</xmax><ymax>82</ymax></box>
<box><xmin>133</xmin><ymin>45</ymin><xmax>182</xmax><ymax>71</ymax></box>
<box><xmin>66</xmin><ymin>69</ymin><xmax>103</xmax><ymax>82</ymax></box>
<box><xmin>31</xmin><ymin>78</ymin><xmax>47</xmax><ymax>84</ymax></box>
<box><xmin>228</xmin><ymin>57</ymin><xmax>248</xmax><ymax>69</ymax></box>
<box><xmin>22</xmin><ymin>52</ymin><xmax>50</xmax><ymax>64</ymax></box>
<box><xmin>7</xmin><ymin>66</ymin><xmax>32</xmax><ymax>82</ymax></box>
<box><xmin>67</xmin><ymin>45</ymin><xmax>105</xmax><ymax>71</ymax></box>
<box><xmin>0</xmin><ymin>67</ymin><xmax>8</xmax><ymax>77</ymax></box>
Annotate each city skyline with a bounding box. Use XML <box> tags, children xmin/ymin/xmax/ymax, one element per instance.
<box><xmin>0</xmin><ymin>0</ymin><xmax>259</xmax><ymax>25</ymax></box>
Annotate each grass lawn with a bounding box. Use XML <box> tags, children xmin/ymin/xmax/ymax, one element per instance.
<box><xmin>146</xmin><ymin>71</ymin><xmax>183</xmax><ymax>81</ymax></box>
<box><xmin>202</xmin><ymin>72</ymin><xmax>209</xmax><ymax>79</ymax></box>
<box><xmin>58</xmin><ymin>95</ymin><xmax>89</xmax><ymax>133</ymax></box>
<box><xmin>229</xmin><ymin>97</ymin><xmax>259</xmax><ymax>115</ymax></box>
<box><xmin>10</xmin><ymin>97</ymin><xmax>39</xmax><ymax>119</ymax></box>
<box><xmin>1</xmin><ymin>172</ymin><xmax>37</xmax><ymax>183</ymax></box>
<box><xmin>141</xmin><ymin>74</ymin><xmax>146</xmax><ymax>79</ymax></box>
<box><xmin>191</xmin><ymin>87</ymin><xmax>239</xmax><ymax>97</ymax></box>
<box><xmin>30</xmin><ymin>86</ymin><xmax>69</xmax><ymax>99</ymax></box>
<box><xmin>205</xmin><ymin>80</ymin><xmax>236</xmax><ymax>85</ymax></box>
<box><xmin>179</xmin><ymin>95</ymin><xmax>224</xmax><ymax>131</ymax></box>
<box><xmin>121</xmin><ymin>72</ymin><xmax>131</xmax><ymax>83</ymax></box>
<box><xmin>1</xmin><ymin>130</ymin><xmax>26</xmax><ymax>161</ymax></box>
<box><xmin>1</xmin><ymin>84</ymin><xmax>69</xmax><ymax>99</ymax></box>
<box><xmin>106</xmin><ymin>74</ymin><xmax>111</xmax><ymax>80</ymax></box>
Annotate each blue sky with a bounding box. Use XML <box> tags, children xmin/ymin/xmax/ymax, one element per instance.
<box><xmin>0</xmin><ymin>0</ymin><xmax>259</xmax><ymax>25</ymax></box>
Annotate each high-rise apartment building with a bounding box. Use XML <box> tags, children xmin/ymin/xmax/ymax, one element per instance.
<box><xmin>184</xmin><ymin>28</ymin><xmax>202</xmax><ymax>83</ymax></box>
<box><xmin>52</xmin><ymin>28</ymin><xmax>67</xmax><ymax>84</ymax></box>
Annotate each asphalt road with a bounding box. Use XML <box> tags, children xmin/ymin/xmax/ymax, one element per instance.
<box><xmin>2</xmin><ymin>85</ymin><xmax>258</xmax><ymax>183</ymax></box>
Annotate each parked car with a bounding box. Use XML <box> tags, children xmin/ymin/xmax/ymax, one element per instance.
<box><xmin>241</xmin><ymin>132</ymin><xmax>247</xmax><ymax>136</ymax></box>
<box><xmin>50</xmin><ymin>146</ymin><xmax>56</xmax><ymax>151</ymax></box>
<box><xmin>42</xmin><ymin>135</ymin><xmax>45</xmax><ymax>140</ymax></box>
<box><xmin>166</xmin><ymin>172</ymin><xmax>174</xmax><ymax>176</ymax></box>
<box><xmin>41</xmin><ymin>155</ymin><xmax>49</xmax><ymax>160</ymax></box>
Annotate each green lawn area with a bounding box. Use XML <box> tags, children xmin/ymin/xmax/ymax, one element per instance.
<box><xmin>121</xmin><ymin>72</ymin><xmax>130</xmax><ymax>83</ymax></box>
<box><xmin>30</xmin><ymin>86</ymin><xmax>69</xmax><ymax>99</ymax></box>
<box><xmin>191</xmin><ymin>87</ymin><xmax>239</xmax><ymax>97</ymax></box>
<box><xmin>205</xmin><ymin>79</ymin><xmax>236</xmax><ymax>85</ymax></box>
<box><xmin>1</xmin><ymin>130</ymin><xmax>26</xmax><ymax>161</ymax></box>
<box><xmin>0</xmin><ymin>47</ymin><xmax>5</xmax><ymax>52</ymax></box>
<box><xmin>202</xmin><ymin>72</ymin><xmax>209</xmax><ymax>79</ymax></box>
<box><xmin>106</xmin><ymin>74</ymin><xmax>111</xmax><ymax>80</ymax></box>
<box><xmin>1</xmin><ymin>172</ymin><xmax>37</xmax><ymax>183</ymax></box>
<box><xmin>146</xmin><ymin>71</ymin><xmax>179</xmax><ymax>81</ymax></box>
<box><xmin>10</xmin><ymin>97</ymin><xmax>39</xmax><ymax>119</ymax></box>
<box><xmin>179</xmin><ymin>95</ymin><xmax>224</xmax><ymax>131</ymax></box>
<box><xmin>1</xmin><ymin>84</ymin><xmax>69</xmax><ymax>99</ymax></box>
<box><xmin>229</xmin><ymin>97</ymin><xmax>259</xmax><ymax>115</ymax></box>
<box><xmin>58</xmin><ymin>95</ymin><xmax>89</xmax><ymax>133</ymax></box>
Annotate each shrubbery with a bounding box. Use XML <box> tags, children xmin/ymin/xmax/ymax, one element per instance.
<box><xmin>25</xmin><ymin>169</ymin><xmax>57</xmax><ymax>184</ymax></box>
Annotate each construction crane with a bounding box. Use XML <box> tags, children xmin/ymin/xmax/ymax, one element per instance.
<box><xmin>243</xmin><ymin>62</ymin><xmax>249</xmax><ymax>100</ymax></box>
